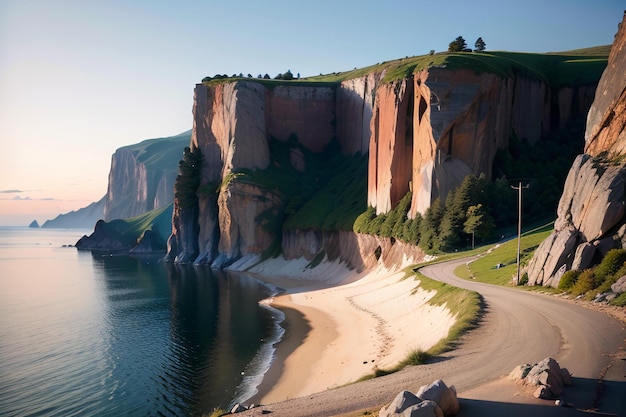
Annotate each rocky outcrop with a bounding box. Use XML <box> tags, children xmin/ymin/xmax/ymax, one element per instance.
<box><xmin>104</xmin><ymin>131</ymin><xmax>190</xmax><ymax>220</ymax></box>
<box><xmin>77</xmin><ymin>204</ymin><xmax>173</xmax><ymax>254</ymax></box>
<box><xmin>526</xmin><ymin>13</ymin><xmax>626</xmax><ymax>287</ymax></box>
<box><xmin>76</xmin><ymin>219</ymin><xmax>131</xmax><ymax>252</ymax></box>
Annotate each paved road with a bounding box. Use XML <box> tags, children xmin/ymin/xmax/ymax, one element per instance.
<box><xmin>241</xmin><ymin>258</ymin><xmax>626</xmax><ymax>416</ymax></box>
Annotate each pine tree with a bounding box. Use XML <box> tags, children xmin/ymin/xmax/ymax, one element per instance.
<box><xmin>474</xmin><ymin>37</ymin><xmax>486</xmax><ymax>52</ymax></box>
<box><xmin>448</xmin><ymin>36</ymin><xmax>467</xmax><ymax>52</ymax></box>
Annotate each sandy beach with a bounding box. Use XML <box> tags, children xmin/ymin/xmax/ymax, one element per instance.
<box><xmin>236</xmin><ymin>255</ymin><xmax>456</xmax><ymax>405</ymax></box>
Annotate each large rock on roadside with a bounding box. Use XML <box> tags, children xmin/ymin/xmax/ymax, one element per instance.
<box><xmin>415</xmin><ymin>379</ymin><xmax>460</xmax><ymax>416</ymax></box>
<box><xmin>510</xmin><ymin>357</ymin><xmax>572</xmax><ymax>399</ymax></box>
<box><xmin>380</xmin><ymin>380</ymin><xmax>458</xmax><ymax>417</ymax></box>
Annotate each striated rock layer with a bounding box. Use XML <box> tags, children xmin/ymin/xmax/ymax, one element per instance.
<box><xmin>527</xmin><ymin>13</ymin><xmax>626</xmax><ymax>287</ymax></box>
<box><xmin>167</xmin><ymin>55</ymin><xmax>601</xmax><ymax>267</ymax></box>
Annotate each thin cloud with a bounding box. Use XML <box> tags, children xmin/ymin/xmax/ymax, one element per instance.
<box><xmin>0</xmin><ymin>189</ymin><xmax>24</xmax><ymax>193</ymax></box>
<box><xmin>0</xmin><ymin>196</ymin><xmax>58</xmax><ymax>201</ymax></box>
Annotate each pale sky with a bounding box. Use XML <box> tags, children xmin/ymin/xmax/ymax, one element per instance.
<box><xmin>0</xmin><ymin>0</ymin><xmax>623</xmax><ymax>226</ymax></box>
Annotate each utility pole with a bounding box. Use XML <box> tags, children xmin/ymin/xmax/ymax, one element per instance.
<box><xmin>511</xmin><ymin>181</ymin><xmax>530</xmax><ymax>285</ymax></box>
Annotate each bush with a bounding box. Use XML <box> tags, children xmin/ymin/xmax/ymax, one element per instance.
<box><xmin>354</xmin><ymin>206</ymin><xmax>376</xmax><ymax>233</ymax></box>
<box><xmin>558</xmin><ymin>269</ymin><xmax>581</xmax><ymax>291</ymax></box>
<box><xmin>594</xmin><ymin>248</ymin><xmax>626</xmax><ymax>283</ymax></box>
<box><xmin>569</xmin><ymin>269</ymin><xmax>596</xmax><ymax>296</ymax></box>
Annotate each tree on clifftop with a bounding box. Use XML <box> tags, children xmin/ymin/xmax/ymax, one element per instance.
<box><xmin>448</xmin><ymin>36</ymin><xmax>468</xmax><ymax>52</ymax></box>
<box><xmin>474</xmin><ymin>37</ymin><xmax>486</xmax><ymax>51</ymax></box>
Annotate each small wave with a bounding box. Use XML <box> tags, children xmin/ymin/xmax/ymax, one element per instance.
<box><xmin>228</xmin><ymin>303</ymin><xmax>286</xmax><ymax>408</ymax></box>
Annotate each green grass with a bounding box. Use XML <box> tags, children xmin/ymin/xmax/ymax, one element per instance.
<box><xmin>120</xmin><ymin>131</ymin><xmax>190</xmax><ymax>174</ymax></box>
<box><xmin>203</xmin><ymin>46</ymin><xmax>609</xmax><ymax>91</ymax></box>
<box><xmin>99</xmin><ymin>204</ymin><xmax>173</xmax><ymax>249</ymax></box>
<box><xmin>454</xmin><ymin>222</ymin><xmax>554</xmax><ymax>286</ymax></box>
<box><xmin>283</xmin><ymin>155</ymin><xmax>367</xmax><ymax>231</ymax></box>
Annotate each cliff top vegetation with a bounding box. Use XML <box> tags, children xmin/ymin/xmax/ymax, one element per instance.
<box><xmin>117</xmin><ymin>131</ymin><xmax>191</xmax><ymax>175</ymax></box>
<box><xmin>201</xmin><ymin>45</ymin><xmax>610</xmax><ymax>89</ymax></box>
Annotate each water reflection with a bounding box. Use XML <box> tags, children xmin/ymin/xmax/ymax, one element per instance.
<box><xmin>90</xmin><ymin>255</ymin><xmax>275</xmax><ymax>416</ymax></box>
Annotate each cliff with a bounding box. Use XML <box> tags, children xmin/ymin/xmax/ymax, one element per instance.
<box><xmin>166</xmin><ymin>48</ymin><xmax>606</xmax><ymax>267</ymax></box>
<box><xmin>104</xmin><ymin>131</ymin><xmax>191</xmax><ymax>220</ymax></box>
<box><xmin>526</xmin><ymin>13</ymin><xmax>626</xmax><ymax>287</ymax></box>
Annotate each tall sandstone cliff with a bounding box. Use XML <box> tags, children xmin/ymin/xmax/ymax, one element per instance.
<box><xmin>167</xmin><ymin>57</ymin><xmax>599</xmax><ymax>267</ymax></box>
<box><xmin>526</xmin><ymin>14</ymin><xmax>626</xmax><ymax>287</ymax></box>
<box><xmin>104</xmin><ymin>131</ymin><xmax>190</xmax><ymax>221</ymax></box>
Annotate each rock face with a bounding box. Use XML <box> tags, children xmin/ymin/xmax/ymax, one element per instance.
<box><xmin>371</xmin><ymin>67</ymin><xmax>597</xmax><ymax>217</ymax></box>
<box><xmin>526</xmin><ymin>13</ymin><xmax>626</xmax><ymax>287</ymax></box>
<box><xmin>167</xmin><ymin>52</ymin><xmax>602</xmax><ymax>266</ymax></box>
<box><xmin>167</xmin><ymin>80</ymin><xmax>377</xmax><ymax>266</ymax></box>
<box><xmin>104</xmin><ymin>131</ymin><xmax>190</xmax><ymax>221</ymax></box>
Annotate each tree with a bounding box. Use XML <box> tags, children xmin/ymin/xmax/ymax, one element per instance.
<box><xmin>419</xmin><ymin>198</ymin><xmax>444</xmax><ymax>252</ymax></box>
<box><xmin>448</xmin><ymin>36</ymin><xmax>467</xmax><ymax>52</ymax></box>
<box><xmin>464</xmin><ymin>204</ymin><xmax>495</xmax><ymax>248</ymax></box>
<box><xmin>474</xmin><ymin>37</ymin><xmax>486</xmax><ymax>52</ymax></box>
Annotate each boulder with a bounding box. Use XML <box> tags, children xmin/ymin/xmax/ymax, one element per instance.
<box><xmin>611</xmin><ymin>276</ymin><xmax>626</xmax><ymax>293</ymax></box>
<box><xmin>511</xmin><ymin>357</ymin><xmax>571</xmax><ymax>399</ymax></box>
<box><xmin>381</xmin><ymin>380</ymin><xmax>458</xmax><ymax>417</ymax></box>
<box><xmin>415</xmin><ymin>379</ymin><xmax>459</xmax><ymax>416</ymax></box>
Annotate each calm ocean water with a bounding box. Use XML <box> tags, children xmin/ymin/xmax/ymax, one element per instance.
<box><xmin>0</xmin><ymin>227</ymin><xmax>283</xmax><ymax>416</ymax></box>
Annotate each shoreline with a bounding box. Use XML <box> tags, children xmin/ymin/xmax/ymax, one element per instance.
<box><xmin>237</xmin><ymin>256</ymin><xmax>456</xmax><ymax>406</ymax></box>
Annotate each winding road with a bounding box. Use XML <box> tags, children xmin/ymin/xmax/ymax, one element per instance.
<box><xmin>242</xmin><ymin>257</ymin><xmax>626</xmax><ymax>416</ymax></box>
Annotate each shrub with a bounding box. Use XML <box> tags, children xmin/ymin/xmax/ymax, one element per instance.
<box><xmin>594</xmin><ymin>248</ymin><xmax>626</xmax><ymax>283</ymax></box>
<box><xmin>569</xmin><ymin>269</ymin><xmax>596</xmax><ymax>296</ymax></box>
<box><xmin>354</xmin><ymin>206</ymin><xmax>376</xmax><ymax>234</ymax></box>
<box><xmin>558</xmin><ymin>269</ymin><xmax>581</xmax><ymax>291</ymax></box>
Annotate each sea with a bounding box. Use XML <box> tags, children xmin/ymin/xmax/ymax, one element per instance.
<box><xmin>0</xmin><ymin>227</ymin><xmax>285</xmax><ymax>417</ymax></box>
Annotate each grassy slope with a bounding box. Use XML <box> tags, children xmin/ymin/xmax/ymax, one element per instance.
<box><xmin>205</xmin><ymin>45</ymin><xmax>609</xmax><ymax>89</ymax></box>
<box><xmin>119</xmin><ymin>130</ymin><xmax>191</xmax><ymax>174</ymax></box>
<box><xmin>454</xmin><ymin>223</ymin><xmax>555</xmax><ymax>286</ymax></box>
<box><xmin>102</xmin><ymin>203</ymin><xmax>173</xmax><ymax>247</ymax></box>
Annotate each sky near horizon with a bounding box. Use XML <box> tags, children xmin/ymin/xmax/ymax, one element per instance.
<box><xmin>0</xmin><ymin>0</ymin><xmax>623</xmax><ymax>226</ymax></box>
